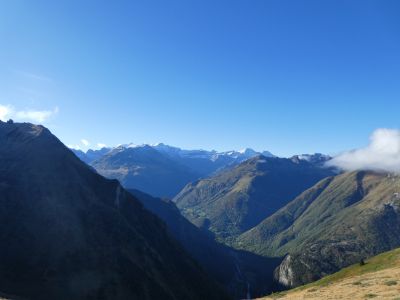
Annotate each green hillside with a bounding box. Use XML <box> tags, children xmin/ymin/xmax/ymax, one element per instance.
<box><xmin>237</xmin><ymin>171</ymin><xmax>400</xmax><ymax>287</ymax></box>
<box><xmin>175</xmin><ymin>155</ymin><xmax>334</xmax><ymax>243</ymax></box>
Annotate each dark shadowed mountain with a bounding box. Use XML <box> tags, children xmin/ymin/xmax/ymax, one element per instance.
<box><xmin>128</xmin><ymin>189</ymin><xmax>282</xmax><ymax>299</ymax></box>
<box><xmin>127</xmin><ymin>189</ymin><xmax>238</xmax><ymax>289</ymax></box>
<box><xmin>174</xmin><ymin>155</ymin><xmax>335</xmax><ymax>242</ymax></box>
<box><xmin>237</xmin><ymin>171</ymin><xmax>400</xmax><ymax>288</ymax></box>
<box><xmin>0</xmin><ymin>121</ymin><xmax>229</xmax><ymax>300</ymax></box>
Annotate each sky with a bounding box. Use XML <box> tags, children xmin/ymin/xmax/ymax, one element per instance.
<box><xmin>1</xmin><ymin>0</ymin><xmax>400</xmax><ymax>157</ymax></box>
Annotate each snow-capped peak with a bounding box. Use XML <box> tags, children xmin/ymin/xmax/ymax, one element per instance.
<box><xmin>238</xmin><ymin>148</ymin><xmax>257</xmax><ymax>156</ymax></box>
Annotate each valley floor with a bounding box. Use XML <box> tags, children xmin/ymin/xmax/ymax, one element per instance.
<box><xmin>259</xmin><ymin>248</ymin><xmax>400</xmax><ymax>300</ymax></box>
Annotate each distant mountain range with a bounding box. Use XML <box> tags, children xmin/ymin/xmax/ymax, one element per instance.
<box><xmin>73</xmin><ymin>147</ymin><xmax>111</xmax><ymax>164</ymax></box>
<box><xmin>72</xmin><ymin>144</ymin><xmax>276</xmax><ymax>198</ymax></box>
<box><xmin>72</xmin><ymin>143</ymin><xmax>274</xmax><ymax>166</ymax></box>
<box><xmin>0</xmin><ymin>121</ymin><xmax>228</xmax><ymax>300</ymax></box>
<box><xmin>90</xmin><ymin>145</ymin><xmax>201</xmax><ymax>198</ymax></box>
<box><xmin>174</xmin><ymin>155</ymin><xmax>335</xmax><ymax>242</ymax></box>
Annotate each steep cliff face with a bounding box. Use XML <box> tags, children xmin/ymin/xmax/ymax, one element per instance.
<box><xmin>274</xmin><ymin>255</ymin><xmax>295</xmax><ymax>287</ymax></box>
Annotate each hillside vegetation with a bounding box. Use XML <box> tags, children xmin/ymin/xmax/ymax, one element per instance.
<box><xmin>175</xmin><ymin>155</ymin><xmax>334</xmax><ymax>242</ymax></box>
<box><xmin>237</xmin><ymin>171</ymin><xmax>400</xmax><ymax>288</ymax></box>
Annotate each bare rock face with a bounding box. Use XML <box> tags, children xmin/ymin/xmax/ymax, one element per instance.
<box><xmin>274</xmin><ymin>255</ymin><xmax>295</xmax><ymax>287</ymax></box>
<box><xmin>273</xmin><ymin>243</ymin><xmax>359</xmax><ymax>288</ymax></box>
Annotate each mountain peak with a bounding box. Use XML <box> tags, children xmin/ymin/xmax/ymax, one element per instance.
<box><xmin>0</xmin><ymin>121</ymin><xmax>48</xmax><ymax>138</ymax></box>
<box><xmin>238</xmin><ymin>148</ymin><xmax>257</xmax><ymax>155</ymax></box>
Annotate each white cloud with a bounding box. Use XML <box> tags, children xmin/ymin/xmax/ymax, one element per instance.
<box><xmin>327</xmin><ymin>128</ymin><xmax>400</xmax><ymax>173</ymax></box>
<box><xmin>97</xmin><ymin>143</ymin><xmax>107</xmax><ymax>149</ymax></box>
<box><xmin>0</xmin><ymin>104</ymin><xmax>58</xmax><ymax>123</ymax></box>
<box><xmin>15</xmin><ymin>107</ymin><xmax>59</xmax><ymax>123</ymax></box>
<box><xmin>0</xmin><ymin>105</ymin><xmax>13</xmax><ymax>121</ymax></box>
<box><xmin>81</xmin><ymin>139</ymin><xmax>90</xmax><ymax>147</ymax></box>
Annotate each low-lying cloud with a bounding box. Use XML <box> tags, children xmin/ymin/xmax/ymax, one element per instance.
<box><xmin>0</xmin><ymin>104</ymin><xmax>59</xmax><ymax>123</ymax></box>
<box><xmin>328</xmin><ymin>128</ymin><xmax>400</xmax><ymax>173</ymax></box>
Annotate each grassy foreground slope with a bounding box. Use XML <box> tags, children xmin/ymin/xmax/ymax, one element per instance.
<box><xmin>259</xmin><ymin>248</ymin><xmax>400</xmax><ymax>299</ymax></box>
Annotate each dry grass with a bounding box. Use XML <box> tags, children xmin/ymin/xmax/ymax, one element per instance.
<box><xmin>260</xmin><ymin>248</ymin><xmax>400</xmax><ymax>300</ymax></box>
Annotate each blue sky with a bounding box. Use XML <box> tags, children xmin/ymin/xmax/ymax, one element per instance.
<box><xmin>1</xmin><ymin>0</ymin><xmax>400</xmax><ymax>157</ymax></box>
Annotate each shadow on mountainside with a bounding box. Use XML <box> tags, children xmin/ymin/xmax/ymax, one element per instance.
<box><xmin>128</xmin><ymin>189</ymin><xmax>283</xmax><ymax>299</ymax></box>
